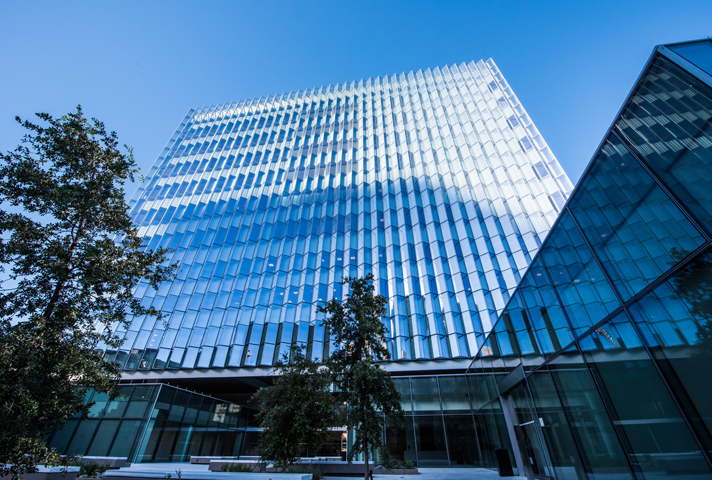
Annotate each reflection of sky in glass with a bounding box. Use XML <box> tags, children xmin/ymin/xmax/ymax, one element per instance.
<box><xmin>113</xmin><ymin>59</ymin><xmax>571</xmax><ymax>371</ymax></box>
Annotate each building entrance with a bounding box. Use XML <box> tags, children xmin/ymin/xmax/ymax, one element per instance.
<box><xmin>508</xmin><ymin>383</ymin><xmax>553</xmax><ymax>480</ymax></box>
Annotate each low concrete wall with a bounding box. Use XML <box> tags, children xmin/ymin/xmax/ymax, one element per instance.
<box><xmin>207</xmin><ymin>461</ymin><xmax>262</xmax><ymax>472</ymax></box>
<box><xmin>0</xmin><ymin>467</ymin><xmax>80</xmax><ymax>480</ymax></box>
<box><xmin>188</xmin><ymin>457</ymin><xmax>239</xmax><ymax>465</ymax></box>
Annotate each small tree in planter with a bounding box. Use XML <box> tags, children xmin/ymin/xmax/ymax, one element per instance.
<box><xmin>319</xmin><ymin>275</ymin><xmax>405</xmax><ymax>480</ymax></box>
<box><xmin>253</xmin><ymin>345</ymin><xmax>336</xmax><ymax>469</ymax></box>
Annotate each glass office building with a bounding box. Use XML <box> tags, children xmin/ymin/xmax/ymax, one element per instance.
<box><xmin>52</xmin><ymin>39</ymin><xmax>712</xmax><ymax>475</ymax></box>
<box><xmin>111</xmin><ymin>58</ymin><xmax>571</xmax><ymax>374</ymax></box>
<box><xmin>465</xmin><ymin>39</ymin><xmax>712</xmax><ymax>478</ymax></box>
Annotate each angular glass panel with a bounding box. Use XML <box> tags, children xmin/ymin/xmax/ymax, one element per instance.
<box><xmin>124</xmin><ymin>385</ymin><xmax>157</xmax><ymax>418</ymax></box>
<box><xmin>508</xmin><ymin>256</ymin><xmax>574</xmax><ymax>364</ymax></box>
<box><xmin>580</xmin><ymin>313</ymin><xmax>711</xmax><ymax>477</ymax></box>
<box><xmin>66</xmin><ymin>419</ymin><xmax>99</xmax><ymax>455</ymax></box>
<box><xmin>569</xmin><ymin>136</ymin><xmax>704</xmax><ymax>301</ymax></box>
<box><xmin>86</xmin><ymin>419</ymin><xmax>120</xmax><ymax>456</ymax></box>
<box><xmin>109</xmin><ymin>419</ymin><xmax>146</xmax><ymax>457</ymax></box>
<box><xmin>527</xmin><ymin>371</ymin><xmax>591</xmax><ymax>480</ymax></box>
<box><xmin>541</xmin><ymin>211</ymin><xmax>619</xmax><ymax>334</ymax></box>
<box><xmin>616</xmin><ymin>55</ymin><xmax>712</xmax><ymax>235</ymax></box>
<box><xmin>668</xmin><ymin>40</ymin><xmax>712</xmax><ymax>76</ymax></box>
<box><xmin>548</xmin><ymin>345</ymin><xmax>630</xmax><ymax>479</ymax></box>
<box><xmin>627</xmin><ymin>247</ymin><xmax>712</xmax><ymax>458</ymax></box>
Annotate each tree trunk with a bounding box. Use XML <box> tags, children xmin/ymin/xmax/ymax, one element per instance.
<box><xmin>363</xmin><ymin>436</ymin><xmax>370</xmax><ymax>480</ymax></box>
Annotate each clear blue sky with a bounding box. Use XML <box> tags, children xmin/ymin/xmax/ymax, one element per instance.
<box><xmin>1</xmin><ymin>0</ymin><xmax>710</xmax><ymax>196</ymax></box>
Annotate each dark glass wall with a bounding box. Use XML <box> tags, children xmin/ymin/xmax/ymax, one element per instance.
<box><xmin>466</xmin><ymin>43</ymin><xmax>712</xmax><ymax>479</ymax></box>
<box><xmin>48</xmin><ymin>384</ymin><xmax>254</xmax><ymax>463</ymax></box>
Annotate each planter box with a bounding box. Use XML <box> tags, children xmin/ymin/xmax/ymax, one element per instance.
<box><xmin>374</xmin><ymin>468</ymin><xmax>419</xmax><ymax>475</ymax></box>
<box><xmin>79</xmin><ymin>458</ymin><xmax>130</xmax><ymax>469</ymax></box>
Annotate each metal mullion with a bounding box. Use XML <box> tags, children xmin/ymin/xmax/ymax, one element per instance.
<box><xmin>566</xmin><ymin>207</ymin><xmax>712</xmax><ymax>471</ymax></box>
<box><xmin>535</xmin><ymin>367</ymin><xmax>600</xmax><ymax>480</ymax></box>
<box><xmin>133</xmin><ymin>383</ymin><xmax>162</xmax><ymax>463</ymax></box>
<box><xmin>408</xmin><ymin>377</ymin><xmax>419</xmax><ymax>467</ymax></box>
<box><xmin>542</xmin><ymin>210</ymin><xmax>638</xmax><ymax>477</ymax></box>
<box><xmin>565</xmin><ymin>343</ymin><xmax>637</xmax><ymax>479</ymax></box>
<box><xmin>435</xmin><ymin>376</ymin><xmax>452</xmax><ymax>466</ymax></box>
<box><xmin>621</xmin><ymin>307</ymin><xmax>712</xmax><ymax>470</ymax></box>
<box><xmin>463</xmin><ymin>373</ymin><xmax>485</xmax><ymax>467</ymax></box>
<box><xmin>519</xmin><ymin>375</ymin><xmax>556</xmax><ymax>478</ymax></box>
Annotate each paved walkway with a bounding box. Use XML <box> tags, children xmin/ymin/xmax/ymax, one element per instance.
<box><xmin>107</xmin><ymin>462</ymin><xmax>520</xmax><ymax>479</ymax></box>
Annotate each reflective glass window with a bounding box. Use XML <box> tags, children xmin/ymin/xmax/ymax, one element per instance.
<box><xmin>580</xmin><ymin>313</ymin><xmax>711</xmax><ymax>477</ymax></box>
<box><xmin>527</xmin><ymin>371</ymin><xmax>590</xmax><ymax>480</ymax></box>
<box><xmin>541</xmin><ymin>211</ymin><xmax>619</xmax><ymax>334</ymax></box>
<box><xmin>617</xmin><ymin>55</ymin><xmax>712</xmax><ymax>235</ymax></box>
<box><xmin>668</xmin><ymin>40</ymin><xmax>712</xmax><ymax>77</ymax></box>
<box><xmin>627</xmin><ymin>248</ymin><xmax>712</xmax><ymax>458</ymax></box>
<box><xmin>548</xmin><ymin>346</ymin><xmax>630</xmax><ymax>479</ymax></box>
<box><xmin>410</xmin><ymin>377</ymin><xmax>441</xmax><ymax>414</ymax></box>
<box><xmin>444</xmin><ymin>415</ymin><xmax>480</xmax><ymax>466</ymax></box>
<box><xmin>413</xmin><ymin>416</ymin><xmax>449</xmax><ymax>466</ymax></box>
<box><xmin>438</xmin><ymin>376</ymin><xmax>471</xmax><ymax>414</ymax></box>
<box><xmin>569</xmin><ymin>136</ymin><xmax>704</xmax><ymax>302</ymax></box>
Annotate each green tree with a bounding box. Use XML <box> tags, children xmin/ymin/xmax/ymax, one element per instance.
<box><xmin>319</xmin><ymin>275</ymin><xmax>405</xmax><ymax>480</ymax></box>
<box><xmin>0</xmin><ymin>107</ymin><xmax>174</xmax><ymax>478</ymax></box>
<box><xmin>253</xmin><ymin>345</ymin><xmax>336</xmax><ymax>469</ymax></box>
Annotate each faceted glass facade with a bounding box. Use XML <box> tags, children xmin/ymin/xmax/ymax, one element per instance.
<box><xmin>47</xmin><ymin>384</ymin><xmax>256</xmax><ymax>463</ymax></box>
<box><xmin>467</xmin><ymin>40</ymin><xmax>712</xmax><ymax>478</ymax></box>
<box><xmin>110</xmin><ymin>59</ymin><xmax>572</xmax><ymax>371</ymax></box>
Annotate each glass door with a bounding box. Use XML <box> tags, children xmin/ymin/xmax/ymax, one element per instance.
<box><xmin>510</xmin><ymin>383</ymin><xmax>554</xmax><ymax>479</ymax></box>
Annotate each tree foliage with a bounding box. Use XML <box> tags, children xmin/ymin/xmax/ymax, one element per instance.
<box><xmin>318</xmin><ymin>275</ymin><xmax>404</xmax><ymax>480</ymax></box>
<box><xmin>0</xmin><ymin>107</ymin><xmax>174</xmax><ymax>478</ymax></box>
<box><xmin>253</xmin><ymin>345</ymin><xmax>336</xmax><ymax>469</ymax></box>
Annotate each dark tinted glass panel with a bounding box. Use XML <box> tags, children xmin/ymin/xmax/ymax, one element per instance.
<box><xmin>48</xmin><ymin>419</ymin><xmax>79</xmax><ymax>455</ymax></box>
<box><xmin>385</xmin><ymin>416</ymin><xmax>416</xmax><ymax>463</ymax></box>
<box><xmin>444</xmin><ymin>415</ymin><xmax>480</xmax><ymax>465</ymax></box>
<box><xmin>104</xmin><ymin>386</ymin><xmax>132</xmax><ymax>418</ymax></box>
<box><xmin>616</xmin><ymin>55</ymin><xmax>712</xmax><ymax>235</ymax></box>
<box><xmin>87</xmin><ymin>392</ymin><xmax>110</xmax><ymax>417</ymax></box>
<box><xmin>467</xmin><ymin>373</ymin><xmax>491</xmax><ymax>412</ymax></box>
<box><xmin>87</xmin><ymin>419</ymin><xmax>120</xmax><ymax>455</ymax></box>
<box><xmin>392</xmin><ymin>378</ymin><xmax>412</xmax><ymax>413</ymax></box>
<box><xmin>627</xmin><ymin>248</ymin><xmax>712</xmax><ymax>457</ymax></box>
<box><xmin>527</xmin><ymin>371</ymin><xmax>590</xmax><ymax>480</ymax></box>
<box><xmin>541</xmin><ymin>211</ymin><xmax>619</xmax><ymax>334</ymax></box>
<box><xmin>67</xmin><ymin>419</ymin><xmax>99</xmax><ymax>455</ymax></box>
<box><xmin>438</xmin><ymin>376</ymin><xmax>470</xmax><ymax>413</ymax></box>
<box><xmin>569</xmin><ymin>136</ymin><xmax>704</xmax><ymax>301</ymax></box>
<box><xmin>413</xmin><ymin>416</ymin><xmax>449</xmax><ymax>466</ymax></box>
<box><xmin>153</xmin><ymin>386</ymin><xmax>176</xmax><ymax>420</ymax></box>
<box><xmin>411</xmin><ymin>377</ymin><xmax>441</xmax><ymax>414</ymax></box>
<box><xmin>109</xmin><ymin>419</ymin><xmax>146</xmax><ymax>457</ymax></box>
<box><xmin>154</xmin><ymin>421</ymin><xmax>180</xmax><ymax>462</ymax></box>
<box><xmin>124</xmin><ymin>385</ymin><xmax>157</xmax><ymax>418</ymax></box>
<box><xmin>548</xmin><ymin>346</ymin><xmax>630</xmax><ymax>479</ymax></box>
<box><xmin>580</xmin><ymin>313</ymin><xmax>711</xmax><ymax>477</ymax></box>
<box><xmin>669</xmin><ymin>40</ymin><xmax>712</xmax><ymax>76</ymax></box>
